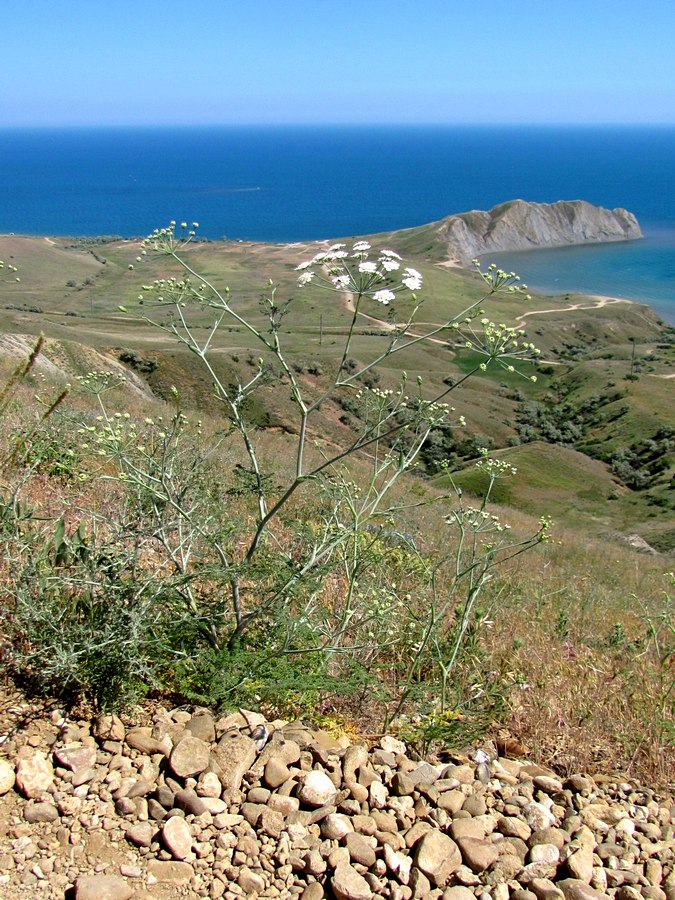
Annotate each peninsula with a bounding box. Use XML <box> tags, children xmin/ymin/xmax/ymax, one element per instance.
<box><xmin>388</xmin><ymin>199</ymin><xmax>643</xmax><ymax>265</ymax></box>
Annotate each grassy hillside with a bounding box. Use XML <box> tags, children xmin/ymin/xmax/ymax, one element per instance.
<box><xmin>0</xmin><ymin>227</ymin><xmax>672</xmax><ymax>547</ymax></box>
<box><xmin>0</xmin><ymin>224</ymin><xmax>673</xmax><ymax>783</ymax></box>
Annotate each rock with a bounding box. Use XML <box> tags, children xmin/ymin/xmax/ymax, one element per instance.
<box><xmin>443</xmin><ymin>889</ymin><xmax>481</xmax><ymax>900</ymax></box>
<box><xmin>173</xmin><ymin>788</ymin><xmax>208</xmax><ymax>816</ymax></box>
<box><xmin>566</xmin><ymin>846</ymin><xmax>595</xmax><ymax>883</ymax></box>
<box><xmin>343</xmin><ymin>742</ymin><xmax>369</xmax><ymax>781</ymax></box>
<box><xmin>23</xmin><ymin>800</ymin><xmax>59</xmax><ymax>823</ymax></box>
<box><xmin>415</xmin><ymin>830</ymin><xmax>462</xmax><ymax>886</ymax></box>
<box><xmin>345</xmin><ymin>831</ymin><xmax>377</xmax><ymax>867</ymax></box>
<box><xmin>54</xmin><ymin>746</ymin><xmax>97</xmax><ymax>771</ymax></box>
<box><xmin>211</xmin><ymin>730</ymin><xmax>257</xmax><ymax>791</ymax></box>
<box><xmin>93</xmin><ymin>713</ymin><xmax>125</xmax><ymax>742</ymax></box>
<box><xmin>75</xmin><ymin>875</ymin><xmax>133</xmax><ymax>900</ymax></box>
<box><xmin>185</xmin><ymin>712</ymin><xmax>216</xmax><ymax>743</ymax></box>
<box><xmin>437</xmin><ymin>200</ymin><xmax>642</xmax><ymax>264</ymax></box>
<box><xmin>0</xmin><ymin>759</ymin><xmax>15</xmax><ymax>795</ymax></box>
<box><xmin>238</xmin><ymin>867</ymin><xmax>266</xmax><ymax>893</ymax></box>
<box><xmin>529</xmin><ymin>843</ymin><xmax>560</xmax><ymax>866</ymax></box>
<box><xmin>15</xmin><ymin>751</ymin><xmax>54</xmax><ymax>798</ymax></box>
<box><xmin>331</xmin><ymin>862</ymin><xmax>373</xmax><ymax>900</ymax></box>
<box><xmin>297</xmin><ymin>770</ymin><xmax>337</xmax><ymax>807</ymax></box>
<box><xmin>529</xmin><ymin>879</ymin><xmax>565</xmax><ymax>900</ymax></box>
<box><xmin>125</xmin><ymin>726</ymin><xmax>171</xmax><ymax>756</ymax></box>
<box><xmin>169</xmin><ymin>735</ymin><xmax>211</xmax><ymax>778</ymax></box>
<box><xmin>126</xmin><ymin>822</ymin><xmax>155</xmax><ymax>847</ymax></box>
<box><xmin>162</xmin><ymin>815</ymin><xmax>193</xmax><ymax>860</ymax></box>
<box><xmin>456</xmin><ymin>836</ymin><xmax>500</xmax><ymax>873</ymax></box>
<box><xmin>558</xmin><ymin>878</ymin><xmax>611</xmax><ymax>900</ymax></box>
<box><xmin>146</xmin><ymin>860</ymin><xmax>194</xmax><ymax>885</ymax></box>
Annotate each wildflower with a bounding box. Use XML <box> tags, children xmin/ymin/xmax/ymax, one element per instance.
<box><xmin>358</xmin><ymin>261</ymin><xmax>377</xmax><ymax>274</ymax></box>
<box><xmin>402</xmin><ymin>268</ymin><xmax>423</xmax><ymax>291</ymax></box>
<box><xmin>372</xmin><ymin>289</ymin><xmax>395</xmax><ymax>304</ymax></box>
<box><xmin>352</xmin><ymin>241</ymin><xmax>371</xmax><ymax>253</ymax></box>
<box><xmin>297</xmin><ymin>272</ymin><xmax>315</xmax><ymax>287</ymax></box>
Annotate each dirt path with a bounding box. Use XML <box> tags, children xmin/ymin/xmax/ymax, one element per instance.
<box><xmin>515</xmin><ymin>295</ymin><xmax>631</xmax><ymax>323</ymax></box>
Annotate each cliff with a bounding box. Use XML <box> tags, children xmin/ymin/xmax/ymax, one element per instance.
<box><xmin>432</xmin><ymin>199</ymin><xmax>642</xmax><ymax>264</ymax></box>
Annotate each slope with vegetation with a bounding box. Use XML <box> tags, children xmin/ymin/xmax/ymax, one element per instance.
<box><xmin>0</xmin><ymin>219</ymin><xmax>672</xmax><ymax>786</ymax></box>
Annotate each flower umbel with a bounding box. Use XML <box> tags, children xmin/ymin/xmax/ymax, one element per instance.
<box><xmin>295</xmin><ymin>241</ymin><xmax>423</xmax><ymax>304</ymax></box>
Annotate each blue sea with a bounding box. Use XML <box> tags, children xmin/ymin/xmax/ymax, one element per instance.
<box><xmin>1</xmin><ymin>124</ymin><xmax>674</xmax><ymax>321</ymax></box>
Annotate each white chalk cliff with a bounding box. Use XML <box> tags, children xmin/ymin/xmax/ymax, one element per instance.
<box><xmin>434</xmin><ymin>199</ymin><xmax>642</xmax><ymax>264</ymax></box>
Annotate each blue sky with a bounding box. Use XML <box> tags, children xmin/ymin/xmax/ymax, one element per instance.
<box><xmin>3</xmin><ymin>0</ymin><xmax>675</xmax><ymax>126</ymax></box>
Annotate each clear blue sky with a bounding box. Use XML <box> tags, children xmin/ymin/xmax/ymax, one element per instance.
<box><xmin>3</xmin><ymin>0</ymin><xmax>674</xmax><ymax>126</ymax></box>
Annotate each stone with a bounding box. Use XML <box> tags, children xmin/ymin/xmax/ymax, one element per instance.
<box><xmin>186</xmin><ymin>712</ymin><xmax>216</xmax><ymax>743</ymax></box>
<box><xmin>301</xmin><ymin>884</ymin><xmax>326</xmax><ymax>900</ymax></box>
<box><xmin>0</xmin><ymin>759</ymin><xmax>16</xmax><ymax>795</ymax></box>
<box><xmin>529</xmin><ymin>879</ymin><xmax>565</xmax><ymax>900</ymax></box>
<box><xmin>297</xmin><ymin>770</ymin><xmax>337</xmax><ymax>807</ymax></box>
<box><xmin>146</xmin><ymin>860</ymin><xmax>194</xmax><ymax>885</ymax></box>
<box><xmin>93</xmin><ymin>713</ymin><xmax>126</xmax><ymax>742</ymax></box>
<box><xmin>54</xmin><ymin>746</ymin><xmax>97</xmax><ymax>771</ymax></box>
<box><xmin>529</xmin><ymin>843</ymin><xmax>560</xmax><ymax>866</ymax></box>
<box><xmin>343</xmin><ymin>742</ymin><xmax>369</xmax><ymax>781</ymax></box>
<box><xmin>345</xmin><ymin>831</ymin><xmax>377</xmax><ymax>867</ymax></box>
<box><xmin>23</xmin><ymin>801</ymin><xmax>59</xmax><ymax>823</ymax></box>
<box><xmin>322</xmin><ymin>813</ymin><xmax>354</xmax><ymax>840</ymax></box>
<box><xmin>125</xmin><ymin>727</ymin><xmax>171</xmax><ymax>756</ymax></box>
<box><xmin>415</xmin><ymin>830</ymin><xmax>462</xmax><ymax>886</ymax></box>
<box><xmin>75</xmin><ymin>875</ymin><xmax>133</xmax><ymax>900</ymax></box>
<box><xmin>238</xmin><ymin>867</ymin><xmax>266</xmax><ymax>893</ymax></box>
<box><xmin>196</xmin><ymin>770</ymin><xmax>222</xmax><ymax>798</ymax></box>
<box><xmin>380</xmin><ymin>735</ymin><xmax>407</xmax><ymax>754</ymax></box>
<box><xmin>331</xmin><ymin>862</ymin><xmax>373</xmax><ymax>900</ymax></box>
<box><xmin>212</xmin><ymin>730</ymin><xmax>257</xmax><ymax>791</ymax></box>
<box><xmin>126</xmin><ymin>822</ymin><xmax>155</xmax><ymax>847</ymax></box>
<box><xmin>173</xmin><ymin>788</ymin><xmax>208</xmax><ymax>816</ymax></box>
<box><xmin>456</xmin><ymin>836</ymin><xmax>500</xmax><ymax>873</ymax></box>
<box><xmin>169</xmin><ymin>735</ymin><xmax>211</xmax><ymax>778</ymax></box>
<box><xmin>15</xmin><ymin>751</ymin><xmax>54</xmax><ymax>798</ymax></box>
<box><xmin>558</xmin><ymin>878</ymin><xmax>611</xmax><ymax>900</ymax></box>
<box><xmin>499</xmin><ymin>815</ymin><xmax>532</xmax><ymax>840</ymax></box>
<box><xmin>162</xmin><ymin>815</ymin><xmax>194</xmax><ymax>860</ymax></box>
<box><xmin>442</xmin><ymin>890</ymin><xmax>482</xmax><ymax>900</ymax></box>
<box><xmin>264</xmin><ymin>756</ymin><xmax>291</xmax><ymax>789</ymax></box>
<box><xmin>567</xmin><ymin>846</ymin><xmax>595</xmax><ymax>883</ymax></box>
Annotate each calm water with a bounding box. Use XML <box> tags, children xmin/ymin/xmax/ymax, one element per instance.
<box><xmin>0</xmin><ymin>125</ymin><xmax>674</xmax><ymax>320</ymax></box>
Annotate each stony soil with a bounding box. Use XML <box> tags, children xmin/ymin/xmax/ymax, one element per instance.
<box><xmin>0</xmin><ymin>690</ymin><xmax>672</xmax><ymax>900</ymax></box>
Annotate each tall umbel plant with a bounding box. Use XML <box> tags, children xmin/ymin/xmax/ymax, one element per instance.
<box><xmin>119</xmin><ymin>225</ymin><xmax>548</xmax><ymax>662</ymax></box>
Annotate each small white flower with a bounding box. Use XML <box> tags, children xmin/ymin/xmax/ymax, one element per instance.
<box><xmin>331</xmin><ymin>274</ymin><xmax>351</xmax><ymax>289</ymax></box>
<box><xmin>381</xmin><ymin>248</ymin><xmax>401</xmax><ymax>259</ymax></box>
<box><xmin>372</xmin><ymin>289</ymin><xmax>395</xmax><ymax>304</ymax></box>
<box><xmin>296</xmin><ymin>260</ymin><xmax>312</xmax><ymax>270</ymax></box>
<box><xmin>298</xmin><ymin>272</ymin><xmax>315</xmax><ymax>286</ymax></box>
<box><xmin>381</xmin><ymin>259</ymin><xmax>400</xmax><ymax>272</ymax></box>
<box><xmin>358</xmin><ymin>261</ymin><xmax>377</xmax><ymax>274</ymax></box>
<box><xmin>402</xmin><ymin>267</ymin><xmax>423</xmax><ymax>290</ymax></box>
<box><xmin>352</xmin><ymin>241</ymin><xmax>371</xmax><ymax>252</ymax></box>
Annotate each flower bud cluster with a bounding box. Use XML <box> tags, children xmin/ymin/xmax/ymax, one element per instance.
<box><xmin>472</xmin><ymin>260</ymin><xmax>532</xmax><ymax>299</ymax></box>
<box><xmin>445</xmin><ymin>505</ymin><xmax>512</xmax><ymax>535</ymax></box>
<box><xmin>296</xmin><ymin>241</ymin><xmax>422</xmax><ymax>304</ymax></box>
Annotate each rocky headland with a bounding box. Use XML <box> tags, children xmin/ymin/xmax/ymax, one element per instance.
<box><xmin>0</xmin><ymin>697</ymin><xmax>672</xmax><ymax>900</ymax></box>
<box><xmin>430</xmin><ymin>200</ymin><xmax>642</xmax><ymax>265</ymax></box>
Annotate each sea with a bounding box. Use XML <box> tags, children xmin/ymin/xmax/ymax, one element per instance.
<box><xmin>1</xmin><ymin>124</ymin><xmax>674</xmax><ymax>322</ymax></box>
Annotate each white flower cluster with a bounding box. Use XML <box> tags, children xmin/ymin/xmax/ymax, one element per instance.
<box><xmin>296</xmin><ymin>241</ymin><xmax>422</xmax><ymax>304</ymax></box>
